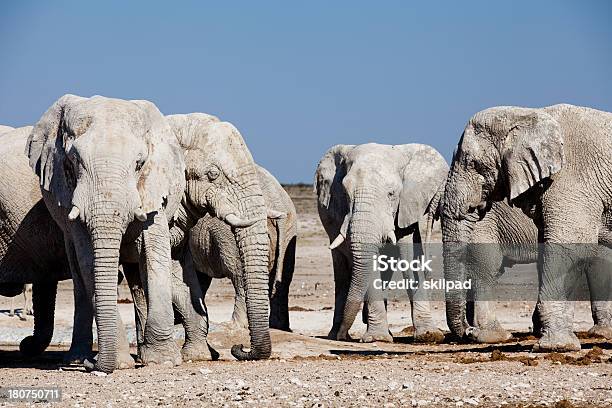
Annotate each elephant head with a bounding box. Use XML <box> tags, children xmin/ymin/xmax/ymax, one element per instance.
<box><xmin>167</xmin><ymin>113</ymin><xmax>271</xmax><ymax>360</ymax></box>
<box><xmin>26</xmin><ymin>94</ymin><xmax>185</xmax><ymax>373</ymax></box>
<box><xmin>315</xmin><ymin>143</ymin><xmax>448</xmax><ymax>337</ymax></box>
<box><xmin>442</xmin><ymin>106</ymin><xmax>564</xmax><ymax>337</ymax></box>
<box><xmin>444</xmin><ymin>106</ymin><xmax>564</xmax><ymax>220</ymax></box>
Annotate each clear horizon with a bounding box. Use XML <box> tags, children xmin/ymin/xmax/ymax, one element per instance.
<box><xmin>1</xmin><ymin>1</ymin><xmax>610</xmax><ymax>183</ymax></box>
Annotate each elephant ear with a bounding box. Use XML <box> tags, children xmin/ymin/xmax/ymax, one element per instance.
<box><xmin>314</xmin><ymin>145</ymin><xmax>354</xmax><ymax>210</ymax></box>
<box><xmin>397</xmin><ymin>144</ymin><xmax>449</xmax><ymax>229</ymax></box>
<box><xmin>25</xmin><ymin>94</ymin><xmax>83</xmax><ymax>208</ymax></box>
<box><xmin>131</xmin><ymin>100</ymin><xmax>186</xmax><ymax>215</ymax></box>
<box><xmin>502</xmin><ymin>111</ymin><xmax>564</xmax><ymax>201</ymax></box>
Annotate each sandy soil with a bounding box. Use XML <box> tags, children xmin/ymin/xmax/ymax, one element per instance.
<box><xmin>0</xmin><ymin>185</ymin><xmax>611</xmax><ymax>407</ymax></box>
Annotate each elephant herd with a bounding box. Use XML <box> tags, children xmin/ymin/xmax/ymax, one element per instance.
<box><xmin>0</xmin><ymin>96</ymin><xmax>610</xmax><ymax>374</ymax></box>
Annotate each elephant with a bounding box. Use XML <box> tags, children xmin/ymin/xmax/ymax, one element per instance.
<box><xmin>187</xmin><ymin>164</ymin><xmax>297</xmax><ymax>332</ymax></box>
<box><xmin>26</xmin><ymin>95</ymin><xmax>186</xmax><ymax>373</ymax></box>
<box><xmin>443</xmin><ymin>103</ymin><xmax>612</xmax><ymax>352</ymax></box>
<box><xmin>147</xmin><ymin>113</ymin><xmax>273</xmax><ymax>360</ymax></box>
<box><xmin>0</xmin><ymin>126</ymin><xmax>71</xmax><ymax>355</ymax></box>
<box><xmin>315</xmin><ymin>143</ymin><xmax>448</xmax><ymax>343</ymax></box>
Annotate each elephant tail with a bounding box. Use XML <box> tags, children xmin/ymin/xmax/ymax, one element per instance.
<box><xmin>268</xmin><ymin>210</ymin><xmax>286</xmax><ymax>297</ymax></box>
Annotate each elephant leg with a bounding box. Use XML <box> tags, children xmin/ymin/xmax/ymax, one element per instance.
<box><xmin>467</xmin><ymin>284</ymin><xmax>511</xmax><ymax>343</ymax></box>
<box><xmin>328</xmin><ymin>250</ymin><xmax>351</xmax><ymax>340</ymax></box>
<box><xmin>533</xmin><ymin>222</ymin><xmax>598</xmax><ymax>352</ymax></box>
<box><xmin>122</xmin><ymin>262</ymin><xmax>147</xmax><ymax>351</ymax></box>
<box><xmin>360</xmin><ymin>299</ymin><xmax>393</xmax><ymax>343</ymax></box>
<box><xmin>406</xmin><ymin>224</ymin><xmax>444</xmax><ymax>343</ymax></box>
<box><xmin>269</xmin><ymin>236</ymin><xmax>296</xmax><ymax>331</ymax></box>
<box><xmin>465</xmin><ymin>254</ymin><xmax>511</xmax><ymax>343</ymax></box>
<box><xmin>172</xmin><ymin>252</ymin><xmax>217</xmax><ymax>362</ymax></box>
<box><xmin>19</xmin><ymin>281</ymin><xmax>58</xmax><ymax>357</ymax></box>
<box><xmin>114</xmin><ymin>309</ymin><xmax>135</xmax><ymax>369</ymax></box>
<box><xmin>230</xmin><ymin>272</ymin><xmax>248</xmax><ymax>330</ymax></box>
<box><xmin>586</xmin><ymin>249</ymin><xmax>612</xmax><ymax>339</ymax></box>
<box><xmin>63</xmin><ymin>237</ymin><xmax>95</xmax><ymax>365</ymax></box>
<box><xmin>138</xmin><ymin>212</ymin><xmax>182</xmax><ymax>366</ymax></box>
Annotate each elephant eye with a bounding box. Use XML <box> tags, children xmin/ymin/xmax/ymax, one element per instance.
<box><xmin>207</xmin><ymin>166</ymin><xmax>220</xmax><ymax>181</ymax></box>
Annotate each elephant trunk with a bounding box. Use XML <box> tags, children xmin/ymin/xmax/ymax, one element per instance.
<box><xmin>223</xmin><ymin>173</ymin><xmax>271</xmax><ymax>360</ymax></box>
<box><xmin>83</xmin><ymin>175</ymin><xmax>133</xmax><ymax>373</ymax></box>
<box><xmin>90</xmin><ymin>219</ymin><xmax>124</xmax><ymax>373</ymax></box>
<box><xmin>442</xmin><ymin>205</ymin><xmax>476</xmax><ymax>339</ymax></box>
<box><xmin>444</xmin><ymin>170</ymin><xmax>480</xmax><ymax>221</ymax></box>
<box><xmin>338</xmin><ymin>194</ymin><xmax>380</xmax><ymax>338</ymax></box>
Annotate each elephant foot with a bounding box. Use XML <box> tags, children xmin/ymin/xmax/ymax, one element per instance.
<box><xmin>532</xmin><ymin>330</ymin><xmax>581</xmax><ymax>352</ymax></box>
<box><xmin>414</xmin><ymin>327</ymin><xmax>445</xmax><ymax>344</ymax></box>
<box><xmin>62</xmin><ymin>345</ymin><xmax>94</xmax><ymax>365</ymax></box>
<box><xmin>19</xmin><ymin>335</ymin><xmax>50</xmax><ymax>357</ymax></box>
<box><xmin>116</xmin><ymin>349</ymin><xmax>136</xmax><ymax>369</ymax></box>
<box><xmin>182</xmin><ymin>341</ymin><xmax>220</xmax><ymax>362</ymax></box>
<box><xmin>139</xmin><ymin>340</ymin><xmax>182</xmax><ymax>367</ymax></box>
<box><xmin>465</xmin><ymin>326</ymin><xmax>512</xmax><ymax>343</ymax></box>
<box><xmin>587</xmin><ymin>324</ymin><xmax>612</xmax><ymax>339</ymax></box>
<box><xmin>360</xmin><ymin>329</ymin><xmax>393</xmax><ymax>343</ymax></box>
<box><xmin>327</xmin><ymin>327</ymin><xmax>352</xmax><ymax>342</ymax></box>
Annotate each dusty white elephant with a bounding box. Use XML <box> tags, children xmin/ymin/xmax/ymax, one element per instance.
<box><xmin>444</xmin><ymin>104</ymin><xmax>612</xmax><ymax>352</ymax></box>
<box><xmin>26</xmin><ymin>95</ymin><xmax>186</xmax><ymax>373</ymax></box>
<box><xmin>186</xmin><ymin>164</ymin><xmax>297</xmax><ymax>332</ymax></box>
<box><xmin>123</xmin><ymin>113</ymin><xmax>275</xmax><ymax>361</ymax></box>
<box><xmin>315</xmin><ymin>143</ymin><xmax>448</xmax><ymax>343</ymax></box>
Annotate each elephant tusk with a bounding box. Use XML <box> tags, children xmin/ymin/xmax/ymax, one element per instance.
<box><xmin>267</xmin><ymin>209</ymin><xmax>286</xmax><ymax>219</ymax></box>
<box><xmin>68</xmin><ymin>206</ymin><xmax>80</xmax><ymax>221</ymax></box>
<box><xmin>134</xmin><ymin>207</ymin><xmax>148</xmax><ymax>222</ymax></box>
<box><xmin>329</xmin><ymin>233</ymin><xmax>345</xmax><ymax>250</ymax></box>
<box><xmin>225</xmin><ymin>213</ymin><xmax>257</xmax><ymax>228</ymax></box>
<box><xmin>386</xmin><ymin>230</ymin><xmax>397</xmax><ymax>245</ymax></box>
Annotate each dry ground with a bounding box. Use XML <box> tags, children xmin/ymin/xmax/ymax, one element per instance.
<box><xmin>0</xmin><ymin>185</ymin><xmax>611</xmax><ymax>407</ymax></box>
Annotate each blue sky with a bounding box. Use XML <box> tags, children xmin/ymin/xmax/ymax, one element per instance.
<box><xmin>1</xmin><ymin>1</ymin><xmax>610</xmax><ymax>182</ymax></box>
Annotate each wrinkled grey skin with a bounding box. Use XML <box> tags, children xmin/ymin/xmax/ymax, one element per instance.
<box><xmin>315</xmin><ymin>143</ymin><xmax>447</xmax><ymax>343</ymax></box>
<box><xmin>26</xmin><ymin>95</ymin><xmax>186</xmax><ymax>373</ymax></box>
<box><xmin>444</xmin><ymin>104</ymin><xmax>612</xmax><ymax>352</ymax></box>
<box><xmin>0</xmin><ymin>126</ymin><xmax>70</xmax><ymax>355</ymax></box>
<box><xmin>187</xmin><ymin>165</ymin><xmax>297</xmax><ymax>331</ymax></box>
<box><xmin>164</xmin><ymin>113</ymin><xmax>272</xmax><ymax>360</ymax></box>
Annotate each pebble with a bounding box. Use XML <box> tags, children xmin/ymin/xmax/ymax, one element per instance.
<box><xmin>402</xmin><ymin>382</ymin><xmax>414</xmax><ymax>391</ymax></box>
